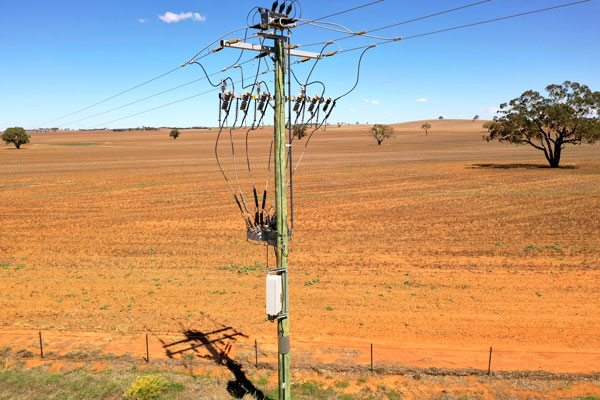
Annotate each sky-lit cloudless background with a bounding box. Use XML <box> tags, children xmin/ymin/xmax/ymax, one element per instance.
<box><xmin>1</xmin><ymin>0</ymin><xmax>599</xmax><ymax>130</ymax></box>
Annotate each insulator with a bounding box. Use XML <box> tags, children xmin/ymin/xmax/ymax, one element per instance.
<box><xmin>307</xmin><ymin>95</ymin><xmax>319</xmax><ymax>113</ymax></box>
<box><xmin>258</xmin><ymin>92</ymin><xmax>269</xmax><ymax>111</ymax></box>
<box><xmin>293</xmin><ymin>94</ymin><xmax>303</xmax><ymax>112</ymax></box>
<box><xmin>221</xmin><ymin>90</ymin><xmax>232</xmax><ymax>110</ymax></box>
<box><xmin>240</xmin><ymin>91</ymin><xmax>251</xmax><ymax>112</ymax></box>
<box><xmin>322</xmin><ymin>97</ymin><xmax>332</xmax><ymax>112</ymax></box>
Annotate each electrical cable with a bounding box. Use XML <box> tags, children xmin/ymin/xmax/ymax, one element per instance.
<box><xmin>300</xmin><ymin>20</ymin><xmax>395</xmax><ymax>41</ymax></box>
<box><xmin>295</xmin><ymin>0</ymin><xmax>384</xmax><ymax>28</ymax></box>
<box><xmin>84</xmin><ymin>56</ymin><xmax>261</xmax><ymax>129</ymax></box>
<box><xmin>184</xmin><ymin>25</ymin><xmax>252</xmax><ymax>65</ymax></box>
<box><xmin>334</xmin><ymin>46</ymin><xmax>374</xmax><ymax>101</ymax></box>
<box><xmin>288</xmin><ymin>46</ymin><xmax>372</xmax><ymax>180</ymax></box>
<box><xmin>320</xmin><ymin>0</ymin><xmax>592</xmax><ymax>55</ymax></box>
<box><xmin>297</xmin><ymin>0</ymin><xmax>491</xmax><ymax>48</ymax></box>
<box><xmin>35</xmin><ymin>66</ymin><xmax>183</xmax><ymax>127</ymax></box>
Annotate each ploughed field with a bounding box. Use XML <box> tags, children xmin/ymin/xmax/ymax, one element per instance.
<box><xmin>1</xmin><ymin>120</ymin><xmax>599</xmax><ymax>374</ymax></box>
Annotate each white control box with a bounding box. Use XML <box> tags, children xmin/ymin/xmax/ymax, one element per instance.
<box><xmin>266</xmin><ymin>275</ymin><xmax>283</xmax><ymax>316</ymax></box>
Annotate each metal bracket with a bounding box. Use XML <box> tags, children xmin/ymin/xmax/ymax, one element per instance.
<box><xmin>221</xmin><ymin>40</ymin><xmax>322</xmax><ymax>59</ymax></box>
<box><xmin>267</xmin><ymin>267</ymin><xmax>288</xmax><ymax>274</ymax></box>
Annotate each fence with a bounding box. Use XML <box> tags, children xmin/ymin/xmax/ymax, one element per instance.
<box><xmin>2</xmin><ymin>327</ymin><xmax>598</xmax><ymax>379</ymax></box>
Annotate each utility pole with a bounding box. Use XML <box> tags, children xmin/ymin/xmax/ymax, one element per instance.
<box><xmin>273</xmin><ymin>36</ymin><xmax>291</xmax><ymax>400</ymax></box>
<box><xmin>219</xmin><ymin>9</ymin><xmax>321</xmax><ymax>399</ymax></box>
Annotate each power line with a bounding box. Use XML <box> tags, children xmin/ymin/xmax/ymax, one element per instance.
<box><xmin>401</xmin><ymin>0</ymin><xmax>592</xmax><ymax>41</ymax></box>
<box><xmin>60</xmin><ymin>58</ymin><xmax>258</xmax><ymax>129</ymax></box>
<box><xmin>296</xmin><ymin>0</ymin><xmax>491</xmax><ymax>48</ymax></box>
<box><xmin>35</xmin><ymin>26</ymin><xmax>254</xmax><ymax>128</ymax></box>
<box><xmin>86</xmin><ymin>87</ymin><xmax>221</xmax><ymax>129</ymax></box>
<box><xmin>35</xmin><ymin>66</ymin><xmax>183</xmax><ymax>127</ymax></box>
<box><xmin>311</xmin><ymin>0</ymin><xmax>591</xmax><ymax>56</ymax></box>
<box><xmin>295</xmin><ymin>0</ymin><xmax>384</xmax><ymax>27</ymax></box>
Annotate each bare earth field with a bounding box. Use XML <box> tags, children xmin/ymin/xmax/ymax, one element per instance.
<box><xmin>1</xmin><ymin>120</ymin><xmax>599</xmax><ymax>398</ymax></box>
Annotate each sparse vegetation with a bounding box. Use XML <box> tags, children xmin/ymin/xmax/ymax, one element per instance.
<box><xmin>370</xmin><ymin>124</ymin><xmax>394</xmax><ymax>145</ymax></box>
<box><xmin>293</xmin><ymin>124</ymin><xmax>308</xmax><ymax>139</ymax></box>
<box><xmin>2</xmin><ymin>127</ymin><xmax>30</xmax><ymax>149</ymax></box>
<box><xmin>484</xmin><ymin>81</ymin><xmax>600</xmax><ymax>168</ymax></box>
<box><xmin>169</xmin><ymin>129</ymin><xmax>180</xmax><ymax>140</ymax></box>
<box><xmin>124</xmin><ymin>374</ymin><xmax>183</xmax><ymax>400</ymax></box>
<box><xmin>421</xmin><ymin>123</ymin><xmax>431</xmax><ymax>135</ymax></box>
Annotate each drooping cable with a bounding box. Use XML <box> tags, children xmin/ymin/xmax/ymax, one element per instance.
<box><xmin>289</xmin><ymin>46</ymin><xmax>373</xmax><ymax>179</ymax></box>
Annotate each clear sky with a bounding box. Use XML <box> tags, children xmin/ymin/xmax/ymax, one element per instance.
<box><xmin>1</xmin><ymin>0</ymin><xmax>599</xmax><ymax>130</ymax></box>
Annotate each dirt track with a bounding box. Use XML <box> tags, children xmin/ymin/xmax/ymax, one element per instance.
<box><xmin>1</xmin><ymin>120</ymin><xmax>599</xmax><ymax>385</ymax></box>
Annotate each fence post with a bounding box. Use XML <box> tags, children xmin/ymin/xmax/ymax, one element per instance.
<box><xmin>39</xmin><ymin>331</ymin><xmax>44</xmax><ymax>359</ymax></box>
<box><xmin>488</xmin><ymin>346</ymin><xmax>492</xmax><ymax>375</ymax></box>
<box><xmin>255</xmin><ymin>339</ymin><xmax>258</xmax><ymax>368</ymax></box>
<box><xmin>146</xmin><ymin>334</ymin><xmax>149</xmax><ymax>363</ymax></box>
<box><xmin>370</xmin><ymin>343</ymin><xmax>373</xmax><ymax>372</ymax></box>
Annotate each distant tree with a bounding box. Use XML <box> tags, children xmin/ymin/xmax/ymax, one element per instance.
<box><xmin>438</xmin><ymin>116</ymin><xmax>444</xmax><ymax>120</ymax></box>
<box><xmin>370</xmin><ymin>124</ymin><xmax>394</xmax><ymax>146</ymax></box>
<box><xmin>292</xmin><ymin>125</ymin><xmax>307</xmax><ymax>139</ymax></box>
<box><xmin>473</xmin><ymin>115</ymin><xmax>480</xmax><ymax>122</ymax></box>
<box><xmin>493</xmin><ymin>116</ymin><xmax>498</xmax><ymax>121</ymax></box>
<box><xmin>421</xmin><ymin>123</ymin><xmax>432</xmax><ymax>136</ymax></box>
<box><xmin>484</xmin><ymin>81</ymin><xmax>600</xmax><ymax>168</ymax></box>
<box><xmin>2</xmin><ymin>127</ymin><xmax>30</xmax><ymax>149</ymax></box>
<box><xmin>169</xmin><ymin>129</ymin><xmax>180</xmax><ymax>140</ymax></box>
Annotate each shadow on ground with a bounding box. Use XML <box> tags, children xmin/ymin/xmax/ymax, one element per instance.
<box><xmin>469</xmin><ymin>163</ymin><xmax>576</xmax><ymax>169</ymax></box>
<box><xmin>160</xmin><ymin>324</ymin><xmax>269</xmax><ymax>399</ymax></box>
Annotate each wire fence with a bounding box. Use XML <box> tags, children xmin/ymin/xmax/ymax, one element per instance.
<box><xmin>2</xmin><ymin>328</ymin><xmax>598</xmax><ymax>380</ymax></box>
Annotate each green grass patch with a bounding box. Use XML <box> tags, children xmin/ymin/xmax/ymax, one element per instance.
<box><xmin>51</xmin><ymin>142</ymin><xmax>104</xmax><ymax>146</ymax></box>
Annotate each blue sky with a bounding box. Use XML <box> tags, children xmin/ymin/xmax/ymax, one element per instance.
<box><xmin>1</xmin><ymin>0</ymin><xmax>599</xmax><ymax>130</ymax></box>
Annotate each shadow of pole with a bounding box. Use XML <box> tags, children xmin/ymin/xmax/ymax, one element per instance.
<box><xmin>161</xmin><ymin>326</ymin><xmax>270</xmax><ymax>400</ymax></box>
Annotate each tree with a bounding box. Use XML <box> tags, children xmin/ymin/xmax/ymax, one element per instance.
<box><xmin>2</xmin><ymin>127</ymin><xmax>30</xmax><ymax>149</ymax></box>
<box><xmin>421</xmin><ymin>123</ymin><xmax>431</xmax><ymax>136</ymax></box>
<box><xmin>292</xmin><ymin>125</ymin><xmax>307</xmax><ymax>139</ymax></box>
<box><xmin>169</xmin><ymin>129</ymin><xmax>180</xmax><ymax>139</ymax></box>
<box><xmin>473</xmin><ymin>115</ymin><xmax>480</xmax><ymax>122</ymax></box>
<box><xmin>370</xmin><ymin>124</ymin><xmax>394</xmax><ymax>146</ymax></box>
<box><xmin>484</xmin><ymin>81</ymin><xmax>600</xmax><ymax>168</ymax></box>
<box><xmin>438</xmin><ymin>116</ymin><xmax>444</xmax><ymax>120</ymax></box>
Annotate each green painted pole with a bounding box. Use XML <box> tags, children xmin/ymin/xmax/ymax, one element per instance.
<box><xmin>274</xmin><ymin>37</ymin><xmax>291</xmax><ymax>400</ymax></box>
